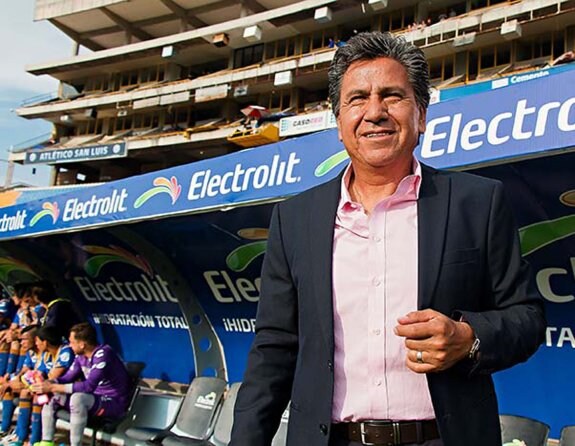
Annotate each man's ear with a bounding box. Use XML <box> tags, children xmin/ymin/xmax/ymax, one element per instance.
<box><xmin>418</xmin><ymin>107</ymin><xmax>427</xmax><ymax>133</ymax></box>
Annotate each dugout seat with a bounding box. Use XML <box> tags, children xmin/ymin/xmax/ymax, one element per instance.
<box><xmin>560</xmin><ymin>425</ymin><xmax>575</xmax><ymax>445</ymax></box>
<box><xmin>500</xmin><ymin>414</ymin><xmax>550</xmax><ymax>446</ymax></box>
<box><xmin>126</xmin><ymin>376</ymin><xmax>226</xmax><ymax>444</ymax></box>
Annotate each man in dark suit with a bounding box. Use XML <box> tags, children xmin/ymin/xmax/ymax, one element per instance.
<box><xmin>230</xmin><ymin>32</ymin><xmax>545</xmax><ymax>446</ymax></box>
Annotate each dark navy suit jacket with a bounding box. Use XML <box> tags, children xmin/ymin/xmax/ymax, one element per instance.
<box><xmin>230</xmin><ymin>164</ymin><xmax>546</xmax><ymax>446</ymax></box>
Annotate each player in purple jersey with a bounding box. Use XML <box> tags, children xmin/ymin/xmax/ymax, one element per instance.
<box><xmin>31</xmin><ymin>323</ymin><xmax>131</xmax><ymax>446</ymax></box>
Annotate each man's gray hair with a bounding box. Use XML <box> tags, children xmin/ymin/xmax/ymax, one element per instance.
<box><xmin>328</xmin><ymin>31</ymin><xmax>430</xmax><ymax>116</ymax></box>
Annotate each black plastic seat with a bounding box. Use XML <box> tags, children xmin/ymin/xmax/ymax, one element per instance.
<box><xmin>500</xmin><ymin>414</ymin><xmax>550</xmax><ymax>446</ymax></box>
<box><xmin>560</xmin><ymin>425</ymin><xmax>575</xmax><ymax>445</ymax></box>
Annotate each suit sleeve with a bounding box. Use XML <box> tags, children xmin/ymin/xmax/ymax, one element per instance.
<box><xmin>230</xmin><ymin>204</ymin><xmax>299</xmax><ymax>446</ymax></box>
<box><xmin>457</xmin><ymin>181</ymin><xmax>546</xmax><ymax>374</ymax></box>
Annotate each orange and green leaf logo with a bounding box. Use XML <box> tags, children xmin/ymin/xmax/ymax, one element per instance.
<box><xmin>520</xmin><ymin>189</ymin><xmax>575</xmax><ymax>256</ymax></box>
<box><xmin>226</xmin><ymin>228</ymin><xmax>269</xmax><ymax>272</ymax></box>
<box><xmin>30</xmin><ymin>202</ymin><xmax>59</xmax><ymax>226</ymax></box>
<box><xmin>81</xmin><ymin>245</ymin><xmax>153</xmax><ymax>278</ymax></box>
<box><xmin>0</xmin><ymin>258</ymin><xmax>39</xmax><ymax>282</ymax></box>
<box><xmin>314</xmin><ymin>150</ymin><xmax>349</xmax><ymax>177</ymax></box>
<box><xmin>134</xmin><ymin>176</ymin><xmax>181</xmax><ymax>209</ymax></box>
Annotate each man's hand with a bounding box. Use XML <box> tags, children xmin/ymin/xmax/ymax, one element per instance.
<box><xmin>8</xmin><ymin>377</ymin><xmax>23</xmax><ymax>392</ymax></box>
<box><xmin>394</xmin><ymin>309</ymin><xmax>475</xmax><ymax>373</ymax></box>
<box><xmin>30</xmin><ymin>381</ymin><xmax>54</xmax><ymax>394</ymax></box>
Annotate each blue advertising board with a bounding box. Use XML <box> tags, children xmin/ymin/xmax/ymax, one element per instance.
<box><xmin>0</xmin><ymin>66</ymin><xmax>572</xmax><ymax>242</ymax></box>
<box><xmin>475</xmin><ymin>152</ymin><xmax>575</xmax><ymax>438</ymax></box>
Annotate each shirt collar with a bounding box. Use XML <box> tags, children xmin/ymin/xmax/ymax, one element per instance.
<box><xmin>338</xmin><ymin>157</ymin><xmax>422</xmax><ymax>213</ymax></box>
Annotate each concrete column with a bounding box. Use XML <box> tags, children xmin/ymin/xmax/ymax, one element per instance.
<box><xmin>3</xmin><ymin>161</ymin><xmax>14</xmax><ymax>188</ymax></box>
<box><xmin>416</xmin><ymin>2</ymin><xmax>429</xmax><ymax>22</ymax></box>
<box><xmin>566</xmin><ymin>25</ymin><xmax>575</xmax><ymax>50</ymax></box>
<box><xmin>239</xmin><ymin>1</ymin><xmax>250</xmax><ymax>18</ymax></box>
<box><xmin>454</xmin><ymin>51</ymin><xmax>469</xmax><ymax>79</ymax></box>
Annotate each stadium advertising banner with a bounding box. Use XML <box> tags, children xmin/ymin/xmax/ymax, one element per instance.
<box><xmin>476</xmin><ymin>152</ymin><xmax>575</xmax><ymax>438</ymax></box>
<box><xmin>5</xmin><ymin>231</ymin><xmax>195</xmax><ymax>383</ymax></box>
<box><xmin>133</xmin><ymin>205</ymin><xmax>274</xmax><ymax>383</ymax></box>
<box><xmin>0</xmin><ymin>67</ymin><xmax>573</xmax><ymax>241</ymax></box>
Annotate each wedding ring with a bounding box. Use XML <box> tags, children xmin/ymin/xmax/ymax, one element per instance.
<box><xmin>416</xmin><ymin>350</ymin><xmax>424</xmax><ymax>364</ymax></box>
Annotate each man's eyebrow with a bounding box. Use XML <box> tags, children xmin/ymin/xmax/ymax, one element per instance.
<box><xmin>344</xmin><ymin>86</ymin><xmax>409</xmax><ymax>98</ymax></box>
<box><xmin>344</xmin><ymin>88</ymin><xmax>369</xmax><ymax>97</ymax></box>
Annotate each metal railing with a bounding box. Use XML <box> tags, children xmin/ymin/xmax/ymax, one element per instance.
<box><xmin>20</xmin><ymin>91</ymin><xmax>58</xmax><ymax>107</ymax></box>
<box><xmin>9</xmin><ymin>133</ymin><xmax>52</xmax><ymax>153</ymax></box>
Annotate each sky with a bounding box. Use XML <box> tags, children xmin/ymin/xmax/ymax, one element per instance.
<box><xmin>0</xmin><ymin>1</ymin><xmax>72</xmax><ymax>187</ymax></box>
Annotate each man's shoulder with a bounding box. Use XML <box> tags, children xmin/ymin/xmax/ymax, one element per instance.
<box><xmin>94</xmin><ymin>344</ymin><xmax>121</xmax><ymax>361</ymax></box>
<box><xmin>277</xmin><ymin>174</ymin><xmax>340</xmax><ymax>212</ymax></box>
<box><xmin>423</xmin><ymin>164</ymin><xmax>502</xmax><ymax>191</ymax></box>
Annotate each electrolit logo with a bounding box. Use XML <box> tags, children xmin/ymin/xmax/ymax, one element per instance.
<box><xmin>314</xmin><ymin>150</ymin><xmax>349</xmax><ymax>177</ymax></box>
<box><xmin>30</xmin><ymin>202</ymin><xmax>60</xmax><ymax>226</ymax></box>
<box><xmin>203</xmin><ymin>228</ymin><xmax>268</xmax><ymax>303</ymax></box>
<box><xmin>134</xmin><ymin>176</ymin><xmax>181</xmax><ymax>208</ymax></box>
<box><xmin>73</xmin><ymin>245</ymin><xmax>177</xmax><ymax>304</ymax></box>
<box><xmin>520</xmin><ymin>189</ymin><xmax>575</xmax><ymax>304</ymax></box>
<box><xmin>187</xmin><ymin>153</ymin><xmax>301</xmax><ymax>200</ymax></box>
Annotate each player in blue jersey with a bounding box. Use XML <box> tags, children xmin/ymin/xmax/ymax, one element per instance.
<box><xmin>0</xmin><ymin>285</ymin><xmax>29</xmax><ymax>376</ymax></box>
<box><xmin>32</xmin><ymin>323</ymin><xmax>131</xmax><ymax>446</ymax></box>
<box><xmin>0</xmin><ymin>325</ymin><xmax>39</xmax><ymax>440</ymax></box>
<box><xmin>3</xmin><ymin>327</ymin><xmax>73</xmax><ymax>446</ymax></box>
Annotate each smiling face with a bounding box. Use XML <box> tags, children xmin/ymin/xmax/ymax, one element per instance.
<box><xmin>336</xmin><ymin>57</ymin><xmax>426</xmax><ymax>174</ymax></box>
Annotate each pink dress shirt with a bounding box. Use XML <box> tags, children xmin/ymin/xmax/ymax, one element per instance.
<box><xmin>331</xmin><ymin>159</ymin><xmax>436</xmax><ymax>422</ymax></box>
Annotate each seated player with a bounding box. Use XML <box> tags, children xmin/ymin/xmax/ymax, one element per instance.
<box><xmin>4</xmin><ymin>327</ymin><xmax>73</xmax><ymax>446</ymax></box>
<box><xmin>0</xmin><ymin>325</ymin><xmax>39</xmax><ymax>438</ymax></box>
<box><xmin>32</xmin><ymin>323</ymin><xmax>131</xmax><ymax>446</ymax></box>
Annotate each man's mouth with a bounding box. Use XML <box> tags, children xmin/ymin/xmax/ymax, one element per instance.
<box><xmin>363</xmin><ymin>130</ymin><xmax>394</xmax><ymax>138</ymax></box>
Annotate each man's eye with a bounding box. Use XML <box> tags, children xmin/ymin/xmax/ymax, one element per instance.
<box><xmin>349</xmin><ymin>96</ymin><xmax>365</xmax><ymax>104</ymax></box>
<box><xmin>384</xmin><ymin>95</ymin><xmax>403</xmax><ymax>105</ymax></box>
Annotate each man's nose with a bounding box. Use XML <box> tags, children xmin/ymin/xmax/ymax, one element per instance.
<box><xmin>363</xmin><ymin>96</ymin><xmax>389</xmax><ymax>123</ymax></box>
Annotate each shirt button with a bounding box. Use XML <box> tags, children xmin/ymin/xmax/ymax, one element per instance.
<box><xmin>327</xmin><ymin>360</ymin><xmax>333</xmax><ymax>371</ymax></box>
<box><xmin>374</xmin><ymin>379</ymin><xmax>382</xmax><ymax>386</ymax></box>
<box><xmin>372</xmin><ymin>278</ymin><xmax>381</xmax><ymax>287</ymax></box>
<box><xmin>319</xmin><ymin>424</ymin><xmax>328</xmax><ymax>435</ymax></box>
<box><xmin>373</xmin><ymin>329</ymin><xmax>381</xmax><ymax>335</ymax></box>
<box><xmin>373</xmin><ymin>235</ymin><xmax>381</xmax><ymax>243</ymax></box>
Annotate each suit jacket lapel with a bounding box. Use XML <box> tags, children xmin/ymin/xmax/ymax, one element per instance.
<box><xmin>309</xmin><ymin>174</ymin><xmax>342</xmax><ymax>356</ymax></box>
<box><xmin>418</xmin><ymin>164</ymin><xmax>451</xmax><ymax>310</ymax></box>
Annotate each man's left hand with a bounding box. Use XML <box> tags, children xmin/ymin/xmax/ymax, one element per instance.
<box><xmin>394</xmin><ymin>309</ymin><xmax>475</xmax><ymax>373</ymax></box>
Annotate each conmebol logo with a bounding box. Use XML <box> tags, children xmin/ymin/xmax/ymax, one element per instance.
<box><xmin>30</xmin><ymin>202</ymin><xmax>59</xmax><ymax>226</ymax></box>
<box><xmin>81</xmin><ymin>245</ymin><xmax>153</xmax><ymax>278</ymax></box>
<box><xmin>0</xmin><ymin>258</ymin><xmax>39</xmax><ymax>282</ymax></box>
<box><xmin>134</xmin><ymin>176</ymin><xmax>181</xmax><ymax>208</ymax></box>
